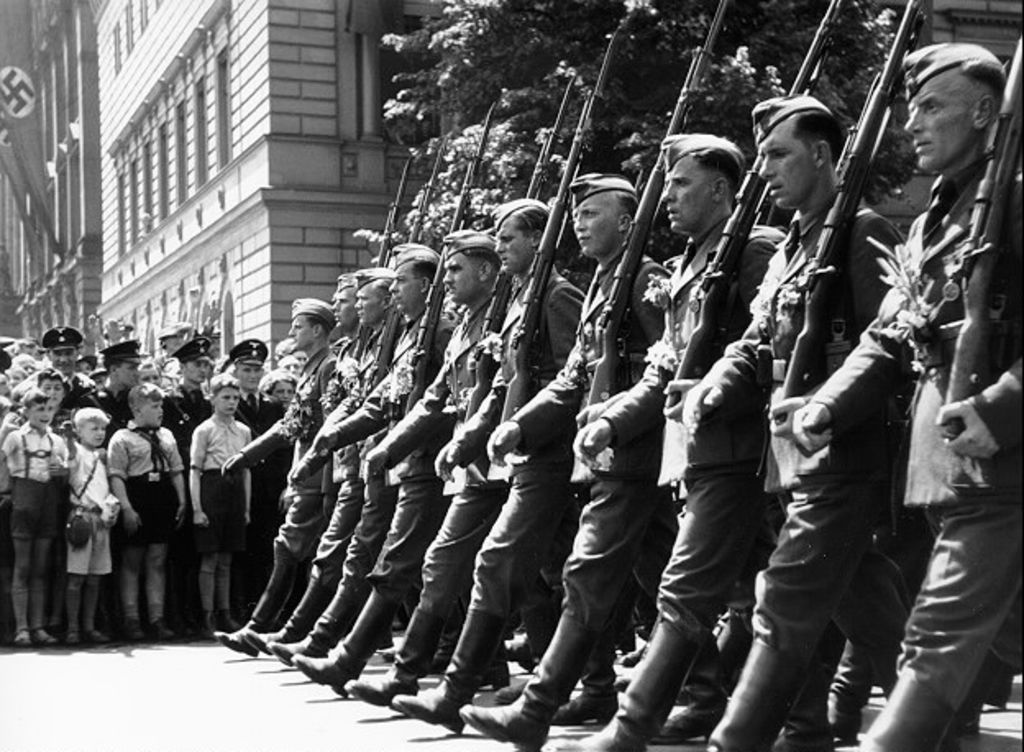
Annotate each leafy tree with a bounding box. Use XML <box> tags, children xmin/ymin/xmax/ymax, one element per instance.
<box><xmin>374</xmin><ymin>0</ymin><xmax>916</xmax><ymax>264</ymax></box>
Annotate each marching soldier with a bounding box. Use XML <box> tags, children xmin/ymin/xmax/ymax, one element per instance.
<box><xmin>792</xmin><ymin>44</ymin><xmax>1021</xmax><ymax>752</ymax></box>
<box><xmin>383</xmin><ymin>199</ymin><xmax>586</xmax><ymax>726</ymax></box>
<box><xmin>458</xmin><ymin>174</ymin><xmax>677</xmax><ymax>750</ymax></box>
<box><xmin>262</xmin><ymin>267</ymin><xmax>396</xmax><ymax>658</ymax></box>
<box><xmin>214</xmin><ymin>298</ymin><xmax>337</xmax><ymax>655</ymax></box>
<box><xmin>674</xmin><ymin>96</ymin><xmax>908</xmax><ymax>751</ymax></box>
<box><xmin>566</xmin><ymin>133</ymin><xmax>780</xmax><ymax>751</ymax></box>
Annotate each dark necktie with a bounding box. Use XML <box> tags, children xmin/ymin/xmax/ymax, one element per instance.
<box><xmin>783</xmin><ymin>220</ymin><xmax>801</xmax><ymax>262</ymax></box>
<box><xmin>246</xmin><ymin>394</ymin><xmax>258</xmax><ymax>413</ymax></box>
<box><xmin>923</xmin><ymin>179</ymin><xmax>958</xmax><ymax>238</ymax></box>
<box><xmin>134</xmin><ymin>428</ymin><xmax>168</xmax><ymax>473</ymax></box>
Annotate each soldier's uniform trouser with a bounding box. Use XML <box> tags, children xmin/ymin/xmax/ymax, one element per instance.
<box><xmin>412</xmin><ymin>484</ymin><xmax>508</xmax><ymax>618</ymax></box>
<box><xmin>274</xmin><ymin>487</ymin><xmax>334</xmax><ymax>562</ymax></box>
<box><xmin>470</xmin><ymin>461</ymin><xmax>576</xmax><ymax>619</ymax></box>
<box><xmin>365</xmin><ymin>476</ymin><xmax>448</xmax><ymax>604</ymax></box>
<box><xmin>309</xmin><ymin>477</ymin><xmax>366</xmax><ymax>591</ymax></box>
<box><xmin>899</xmin><ymin>500</ymin><xmax>1022</xmax><ymax>708</ymax></box>
<box><xmin>752</xmin><ymin>482</ymin><xmax>907</xmax><ymax>688</ymax></box>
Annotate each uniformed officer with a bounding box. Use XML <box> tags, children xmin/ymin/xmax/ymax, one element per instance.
<box><xmin>791</xmin><ymin>44</ymin><xmax>1020</xmax><ymax>752</ymax></box>
<box><xmin>214</xmin><ymin>298</ymin><xmax>337</xmax><ymax>655</ymax></box>
<box><xmin>677</xmin><ymin>96</ymin><xmax>908</xmax><ymax>751</ymax></box>
<box><xmin>226</xmin><ymin>338</ymin><xmax>288</xmax><ymax>620</ymax></box>
<box><xmin>260</xmin><ymin>267</ymin><xmax>396</xmax><ymax>659</ymax></box>
<box><xmin>458</xmin><ymin>174</ymin><xmax>677</xmax><ymax>749</ymax></box>
<box><xmin>86</xmin><ymin>340</ymin><xmax>144</xmax><ymax>442</ymax></box>
<box><xmin>41</xmin><ymin>326</ymin><xmax>95</xmax><ymax>415</ymax></box>
<box><xmin>278</xmin><ymin>246</ymin><xmax>452</xmax><ymax>668</ymax></box>
<box><xmin>291</xmin><ymin>241</ymin><xmax>475</xmax><ymax>692</ymax></box>
<box><xmin>566</xmin><ymin>134</ymin><xmax>780</xmax><ymax>751</ymax></box>
<box><xmin>384</xmin><ymin>199</ymin><xmax>585</xmax><ymax>726</ymax></box>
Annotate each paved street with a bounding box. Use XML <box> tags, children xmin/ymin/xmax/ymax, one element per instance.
<box><xmin>1</xmin><ymin>639</ymin><xmax>1020</xmax><ymax>752</ymax></box>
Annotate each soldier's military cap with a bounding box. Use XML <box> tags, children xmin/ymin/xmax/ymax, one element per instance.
<box><xmin>0</xmin><ymin>349</ymin><xmax>10</xmax><ymax>373</ymax></box>
<box><xmin>493</xmin><ymin>198</ymin><xmax>549</xmax><ymax>231</ymax></box>
<box><xmin>170</xmin><ymin>336</ymin><xmax>213</xmax><ymax>363</ymax></box>
<box><xmin>661</xmin><ymin>134</ymin><xmax>745</xmax><ymax>187</ymax></box>
<box><xmin>100</xmin><ymin>339</ymin><xmax>143</xmax><ymax>365</ymax></box>
<box><xmin>157</xmin><ymin>321</ymin><xmax>192</xmax><ymax>341</ymax></box>
<box><xmin>569</xmin><ymin>173</ymin><xmax>636</xmax><ymax>203</ymax></box>
<box><xmin>77</xmin><ymin>354</ymin><xmax>98</xmax><ymax>371</ymax></box>
<box><xmin>336</xmin><ymin>272</ymin><xmax>357</xmax><ymax>289</ymax></box>
<box><xmin>752</xmin><ymin>95</ymin><xmax>834</xmax><ymax>143</ymax></box>
<box><xmin>443</xmin><ymin>229</ymin><xmax>500</xmax><ymax>265</ymax></box>
<box><xmin>228</xmin><ymin>338</ymin><xmax>269</xmax><ymax>366</ymax></box>
<box><xmin>391</xmin><ymin>243</ymin><xmax>440</xmax><ymax>272</ymax></box>
<box><xmin>354</xmin><ymin>267</ymin><xmax>396</xmax><ymax>289</ymax></box>
<box><xmin>903</xmin><ymin>43</ymin><xmax>1005</xmax><ymax>99</ymax></box>
<box><xmin>41</xmin><ymin>326</ymin><xmax>84</xmax><ymax>350</ymax></box>
<box><xmin>291</xmin><ymin>298</ymin><xmax>337</xmax><ymax>330</ymax></box>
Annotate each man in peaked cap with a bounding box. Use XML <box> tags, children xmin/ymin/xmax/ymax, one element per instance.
<box><xmin>675</xmin><ymin>94</ymin><xmax>908</xmax><ymax>751</ymax></box>
<box><xmin>42</xmin><ymin>326</ymin><xmax>95</xmax><ymax>413</ymax></box>
<box><xmin>376</xmin><ymin>200</ymin><xmax>584</xmax><ymax>721</ymax></box>
<box><xmin>566</xmin><ymin>133</ymin><xmax>782</xmax><ymax>751</ymax></box>
<box><xmin>83</xmin><ymin>339</ymin><xmax>145</xmax><ymax>441</ymax></box>
<box><xmin>294</xmin><ymin>229</ymin><xmax>509</xmax><ymax>693</ymax></box>
<box><xmin>276</xmin><ymin>245</ymin><xmax>453</xmax><ymax>673</ymax></box>
<box><xmin>790</xmin><ymin>43</ymin><xmax>1020</xmax><ymax>751</ymax></box>
<box><xmin>214</xmin><ymin>297</ymin><xmax>337</xmax><ymax>655</ymax></box>
<box><xmin>459</xmin><ymin>173</ymin><xmax>677</xmax><ymax>749</ymax></box>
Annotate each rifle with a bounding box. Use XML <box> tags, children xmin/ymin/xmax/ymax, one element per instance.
<box><xmin>943</xmin><ymin>37</ymin><xmax>1022</xmax><ymax>438</ymax></box>
<box><xmin>668</xmin><ymin>0</ymin><xmax>846</xmax><ymax>396</ymax></box>
<box><xmin>365</xmin><ymin>139</ymin><xmax>449</xmax><ymax>395</ymax></box>
<box><xmin>526</xmin><ymin>76</ymin><xmax>577</xmax><ymax>201</ymax></box>
<box><xmin>589</xmin><ymin>0</ymin><xmax>731</xmax><ymax>404</ymax></box>
<box><xmin>773</xmin><ymin>0</ymin><xmax>924</xmax><ymax>425</ymax></box>
<box><xmin>501</xmin><ymin>26</ymin><xmax>624</xmax><ymax>421</ymax></box>
<box><xmin>405</xmin><ymin>103</ymin><xmax>498</xmax><ymax>414</ymax></box>
<box><xmin>378</xmin><ymin>156</ymin><xmax>413</xmax><ymax>268</ymax></box>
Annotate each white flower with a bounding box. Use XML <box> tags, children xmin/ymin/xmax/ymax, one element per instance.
<box><xmin>645</xmin><ymin>339</ymin><xmax>679</xmax><ymax>372</ymax></box>
<box><xmin>642</xmin><ymin>275</ymin><xmax>673</xmax><ymax>311</ymax></box>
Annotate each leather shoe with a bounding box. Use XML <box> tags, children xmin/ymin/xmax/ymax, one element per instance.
<box><xmin>149</xmin><ymin>618</ymin><xmax>175</xmax><ymax>641</ymax></box>
<box><xmin>495</xmin><ymin>680</ymin><xmax>527</xmax><ymax>706</ymax></box>
<box><xmin>123</xmin><ymin>619</ymin><xmax>145</xmax><ymax>642</ymax></box>
<box><xmin>828</xmin><ymin>706</ymin><xmax>860</xmax><ymax>746</ymax></box>
<box><xmin>268</xmin><ymin>636</ymin><xmax>328</xmax><ymax>667</ymax></box>
<box><xmin>245</xmin><ymin>628</ymin><xmax>284</xmax><ymax>656</ymax></box>
<box><xmin>214</xmin><ymin>626</ymin><xmax>261</xmax><ymax>657</ymax></box>
<box><xmin>551</xmin><ymin>693</ymin><xmax>618</xmax><ymax>726</ymax></box>
<box><xmin>392</xmin><ymin>686</ymin><xmax>465</xmax><ymax>734</ymax></box>
<box><xmin>459</xmin><ymin>697</ymin><xmax>550</xmax><ymax>750</ymax></box>
<box><xmin>550</xmin><ymin>720</ymin><xmax>647</xmax><ymax>751</ymax></box>
<box><xmin>650</xmin><ymin>702</ymin><xmax>724</xmax><ymax>744</ymax></box>
<box><xmin>85</xmin><ymin>629</ymin><xmax>111</xmax><ymax>644</ymax></box>
<box><xmin>293</xmin><ymin>648</ymin><xmax>360</xmax><ymax>695</ymax></box>
<box><xmin>346</xmin><ymin>670</ymin><xmax>418</xmax><ymax>707</ymax></box>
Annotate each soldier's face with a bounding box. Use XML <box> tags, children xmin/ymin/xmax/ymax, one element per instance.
<box><xmin>289</xmin><ymin>315</ymin><xmax>321</xmax><ymax>352</ymax></box>
<box><xmin>333</xmin><ymin>284</ymin><xmax>359</xmax><ymax>332</ymax></box>
<box><xmin>181</xmin><ymin>359</ymin><xmax>211</xmax><ymax>386</ymax></box>
<box><xmin>905</xmin><ymin>70</ymin><xmax>992</xmax><ymax>177</ymax></box>
<box><xmin>495</xmin><ymin>219</ymin><xmax>539</xmax><ymax>276</ymax></box>
<box><xmin>356</xmin><ymin>284</ymin><xmax>389</xmax><ymax>328</ymax></box>
<box><xmin>443</xmin><ymin>254</ymin><xmax>491</xmax><ymax>307</ymax></box>
<box><xmin>48</xmin><ymin>346</ymin><xmax>79</xmax><ymax>375</ymax></box>
<box><xmin>109</xmin><ymin>361</ymin><xmax>140</xmax><ymax>390</ymax></box>
<box><xmin>390</xmin><ymin>264</ymin><xmax>429</xmax><ymax>319</ymax></box>
<box><xmin>757</xmin><ymin>118</ymin><xmax>819</xmax><ymax>211</ymax></box>
<box><xmin>662</xmin><ymin>156</ymin><xmax>722</xmax><ymax>237</ymax></box>
<box><xmin>573</xmin><ymin>193</ymin><xmax>631</xmax><ymax>266</ymax></box>
<box><xmin>234</xmin><ymin>362</ymin><xmax>263</xmax><ymax>393</ymax></box>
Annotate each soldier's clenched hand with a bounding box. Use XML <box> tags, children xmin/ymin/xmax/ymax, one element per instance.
<box><xmin>792</xmin><ymin>402</ymin><xmax>833</xmax><ymax>454</ymax></box>
<box><xmin>574</xmin><ymin>418</ymin><xmax>613</xmax><ymax>461</ymax></box>
<box><xmin>435</xmin><ymin>442</ymin><xmax>459</xmax><ymax>481</ymax></box>
<box><xmin>937</xmin><ymin>400</ymin><xmax>1000</xmax><ymax>458</ymax></box>
<box><xmin>488</xmin><ymin>421</ymin><xmax>522</xmax><ymax>466</ymax></box>
<box><xmin>663</xmin><ymin>378</ymin><xmax>700</xmax><ymax>422</ymax></box>
<box><xmin>683</xmin><ymin>381</ymin><xmax>723</xmax><ymax>431</ymax></box>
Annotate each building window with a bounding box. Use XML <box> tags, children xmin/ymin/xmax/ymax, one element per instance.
<box><xmin>142</xmin><ymin>140</ymin><xmax>153</xmax><ymax>229</ymax></box>
<box><xmin>129</xmin><ymin>158</ymin><xmax>139</xmax><ymax>243</ymax></box>
<box><xmin>216</xmin><ymin>50</ymin><xmax>231</xmax><ymax>168</ymax></box>
<box><xmin>125</xmin><ymin>1</ymin><xmax>135</xmax><ymax>54</ymax></box>
<box><xmin>117</xmin><ymin>171</ymin><xmax>126</xmax><ymax>255</ymax></box>
<box><xmin>176</xmin><ymin>101</ymin><xmax>187</xmax><ymax>204</ymax></box>
<box><xmin>194</xmin><ymin>79</ymin><xmax>208</xmax><ymax>186</ymax></box>
<box><xmin>158</xmin><ymin>123</ymin><xmax>170</xmax><ymax>219</ymax></box>
<box><xmin>114</xmin><ymin>24</ymin><xmax>122</xmax><ymax>74</ymax></box>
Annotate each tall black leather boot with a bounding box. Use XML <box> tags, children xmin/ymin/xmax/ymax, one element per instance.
<box><xmin>708</xmin><ymin>640</ymin><xmax>807</xmax><ymax>752</ymax></box>
<box><xmin>773</xmin><ymin>650</ymin><xmax>836</xmax><ymax>752</ymax></box>
<box><xmin>256</xmin><ymin>575</ymin><xmax>335</xmax><ymax>655</ymax></box>
<box><xmin>859</xmin><ymin>671</ymin><xmax>954</xmax><ymax>752</ymax></box>
<box><xmin>551</xmin><ymin>622</ymin><xmax>618</xmax><ymax>726</ymax></box>
<box><xmin>293</xmin><ymin>589</ymin><xmax>398</xmax><ymax>695</ymax></box>
<box><xmin>215</xmin><ymin>541</ymin><xmax>297</xmax><ymax>656</ymax></box>
<box><xmin>651</xmin><ymin>636</ymin><xmax>727</xmax><ymax>744</ymax></box>
<box><xmin>347</xmin><ymin>608</ymin><xmax>448</xmax><ymax>707</ymax></box>
<box><xmin>392</xmin><ymin>609</ymin><xmax>508</xmax><ymax>734</ymax></box>
<box><xmin>559</xmin><ymin>622</ymin><xmax>706</xmax><ymax>751</ymax></box>
<box><xmin>459</xmin><ymin>614</ymin><xmax>599</xmax><ymax>751</ymax></box>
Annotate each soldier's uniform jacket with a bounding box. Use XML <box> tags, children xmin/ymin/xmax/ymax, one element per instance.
<box><xmin>236</xmin><ymin>390</ymin><xmax>289</xmax><ymax>485</ymax></box>
<box><xmin>165</xmin><ymin>384</ymin><xmax>212</xmax><ymax>463</ymax></box>
<box><xmin>813</xmin><ymin>168</ymin><xmax>1022</xmax><ymax>506</ymax></box>
<box><xmin>239</xmin><ymin>345</ymin><xmax>335</xmax><ymax>493</ymax></box>
<box><xmin>514</xmin><ymin>254</ymin><xmax>668</xmax><ymax>480</ymax></box>
<box><xmin>450</xmin><ymin>270</ymin><xmax>584</xmax><ymax>473</ymax></box>
<box><xmin>602</xmin><ymin>219</ymin><xmax>780</xmax><ymax>482</ymax></box>
<box><xmin>323</xmin><ymin>334</ymin><xmax>364</xmax><ymax>483</ymax></box>
<box><xmin>704</xmin><ymin>204</ymin><xmax>901</xmax><ymax>491</ymax></box>
<box><xmin>59</xmin><ymin>372</ymin><xmax>96</xmax><ymax>415</ymax></box>
<box><xmin>377</xmin><ymin>297</ymin><xmax>495</xmax><ymax>488</ymax></box>
<box><xmin>84</xmin><ymin>387</ymin><xmax>134</xmax><ymax>445</ymax></box>
<box><xmin>311</xmin><ymin>311</ymin><xmax>455</xmax><ymax>487</ymax></box>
